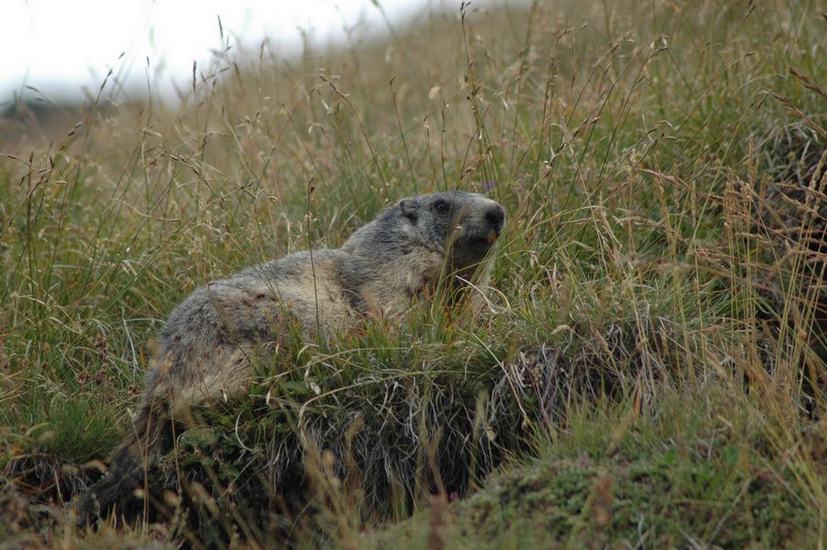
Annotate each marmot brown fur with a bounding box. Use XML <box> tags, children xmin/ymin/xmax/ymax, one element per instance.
<box><xmin>75</xmin><ymin>191</ymin><xmax>505</xmax><ymax>522</ymax></box>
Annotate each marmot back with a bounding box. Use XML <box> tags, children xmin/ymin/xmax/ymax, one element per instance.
<box><xmin>75</xmin><ymin>191</ymin><xmax>506</xmax><ymax>523</ymax></box>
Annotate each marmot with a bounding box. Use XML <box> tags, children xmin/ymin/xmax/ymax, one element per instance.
<box><xmin>76</xmin><ymin>191</ymin><xmax>505</xmax><ymax>522</ymax></box>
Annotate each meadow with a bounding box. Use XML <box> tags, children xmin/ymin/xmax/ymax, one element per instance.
<box><xmin>1</xmin><ymin>1</ymin><xmax>826</xmax><ymax>547</ymax></box>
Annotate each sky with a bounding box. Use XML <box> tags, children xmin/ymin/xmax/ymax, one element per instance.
<box><xmin>0</xmin><ymin>0</ymin><xmax>450</xmax><ymax>105</ymax></box>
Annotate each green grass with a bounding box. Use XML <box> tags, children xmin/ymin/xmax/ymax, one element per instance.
<box><xmin>368</xmin><ymin>388</ymin><xmax>817</xmax><ymax>548</ymax></box>
<box><xmin>1</xmin><ymin>0</ymin><xmax>826</xmax><ymax>547</ymax></box>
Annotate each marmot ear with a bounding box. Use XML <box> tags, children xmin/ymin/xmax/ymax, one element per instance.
<box><xmin>399</xmin><ymin>198</ymin><xmax>419</xmax><ymax>223</ymax></box>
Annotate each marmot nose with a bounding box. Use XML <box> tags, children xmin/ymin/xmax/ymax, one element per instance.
<box><xmin>484</xmin><ymin>205</ymin><xmax>505</xmax><ymax>233</ymax></box>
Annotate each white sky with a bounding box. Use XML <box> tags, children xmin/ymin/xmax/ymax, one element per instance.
<box><xmin>1</xmin><ymin>0</ymin><xmax>444</xmax><ymax>104</ymax></box>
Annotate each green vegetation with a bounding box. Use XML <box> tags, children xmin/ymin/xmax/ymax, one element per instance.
<box><xmin>1</xmin><ymin>0</ymin><xmax>826</xmax><ymax>547</ymax></box>
<box><xmin>369</xmin><ymin>389</ymin><xmax>818</xmax><ymax>548</ymax></box>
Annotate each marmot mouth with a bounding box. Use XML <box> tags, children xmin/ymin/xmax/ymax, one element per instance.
<box><xmin>462</xmin><ymin>231</ymin><xmax>499</xmax><ymax>250</ymax></box>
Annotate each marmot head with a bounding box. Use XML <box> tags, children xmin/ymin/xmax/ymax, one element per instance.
<box><xmin>343</xmin><ymin>191</ymin><xmax>506</xmax><ymax>272</ymax></box>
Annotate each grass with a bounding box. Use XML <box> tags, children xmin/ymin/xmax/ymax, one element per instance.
<box><xmin>368</xmin><ymin>388</ymin><xmax>817</xmax><ymax>548</ymax></box>
<box><xmin>1</xmin><ymin>0</ymin><xmax>826</xmax><ymax>547</ymax></box>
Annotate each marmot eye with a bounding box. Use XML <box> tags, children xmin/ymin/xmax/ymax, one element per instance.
<box><xmin>434</xmin><ymin>199</ymin><xmax>450</xmax><ymax>214</ymax></box>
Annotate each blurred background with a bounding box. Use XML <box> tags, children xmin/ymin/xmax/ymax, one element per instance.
<box><xmin>1</xmin><ymin>0</ymin><xmax>511</xmax><ymax>131</ymax></box>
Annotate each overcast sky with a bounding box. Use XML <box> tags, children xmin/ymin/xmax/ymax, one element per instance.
<box><xmin>1</xmin><ymin>0</ymin><xmax>462</xmax><ymax>105</ymax></box>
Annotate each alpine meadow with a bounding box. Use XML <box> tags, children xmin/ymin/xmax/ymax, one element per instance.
<box><xmin>1</xmin><ymin>1</ymin><xmax>826</xmax><ymax>547</ymax></box>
